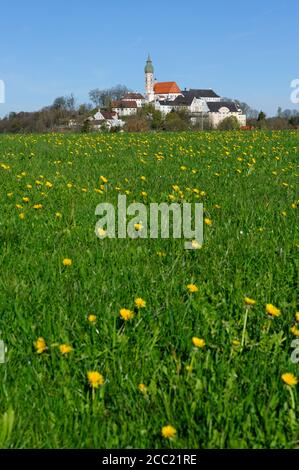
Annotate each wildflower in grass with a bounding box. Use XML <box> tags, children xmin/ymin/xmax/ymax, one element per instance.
<box><xmin>134</xmin><ymin>223</ymin><xmax>143</xmax><ymax>232</ymax></box>
<box><xmin>141</xmin><ymin>191</ymin><xmax>147</xmax><ymax>197</ymax></box>
<box><xmin>45</xmin><ymin>181</ymin><xmax>53</xmax><ymax>188</ymax></box>
<box><xmin>191</xmin><ymin>240</ymin><xmax>202</xmax><ymax>249</ymax></box>
<box><xmin>100</xmin><ymin>176</ymin><xmax>108</xmax><ymax>184</ymax></box>
<box><xmin>87</xmin><ymin>371</ymin><xmax>104</xmax><ymax>389</ymax></box>
<box><xmin>187</xmin><ymin>284</ymin><xmax>198</xmax><ymax>293</ymax></box>
<box><xmin>16</xmin><ymin>204</ymin><xmax>23</xmax><ymax>209</ymax></box>
<box><xmin>55</xmin><ymin>212</ymin><xmax>62</xmax><ymax>219</ymax></box>
<box><xmin>180</xmin><ymin>165</ymin><xmax>187</xmax><ymax>171</ymax></box>
<box><xmin>59</xmin><ymin>344</ymin><xmax>72</xmax><ymax>355</ymax></box>
<box><xmin>244</xmin><ymin>297</ymin><xmax>256</xmax><ymax>306</ymax></box>
<box><xmin>204</xmin><ymin>217</ymin><xmax>212</xmax><ymax>226</ymax></box>
<box><xmin>67</xmin><ymin>183</ymin><xmax>73</xmax><ymax>189</ymax></box>
<box><xmin>232</xmin><ymin>339</ymin><xmax>241</xmax><ymax>346</ymax></box>
<box><xmin>140</xmin><ymin>176</ymin><xmax>146</xmax><ymax>181</ymax></box>
<box><xmin>120</xmin><ymin>308</ymin><xmax>134</xmax><ymax>321</ymax></box>
<box><xmin>22</xmin><ymin>197</ymin><xmax>30</xmax><ymax>203</ymax></box>
<box><xmin>135</xmin><ymin>298</ymin><xmax>146</xmax><ymax>309</ymax></box>
<box><xmin>35</xmin><ymin>337</ymin><xmax>47</xmax><ymax>354</ymax></box>
<box><xmin>281</xmin><ymin>211</ymin><xmax>287</xmax><ymax>217</ymax></box>
<box><xmin>161</xmin><ymin>425</ymin><xmax>177</xmax><ymax>439</ymax></box>
<box><xmin>7</xmin><ymin>192</ymin><xmax>14</xmax><ymax>197</ymax></box>
<box><xmin>281</xmin><ymin>373</ymin><xmax>298</xmax><ymax>386</ymax></box>
<box><xmin>266</xmin><ymin>303</ymin><xmax>281</xmax><ymax>317</ymax></box>
<box><xmin>97</xmin><ymin>228</ymin><xmax>107</xmax><ymax>237</ymax></box>
<box><xmin>63</xmin><ymin>258</ymin><xmax>72</xmax><ymax>267</ymax></box>
<box><xmin>26</xmin><ymin>184</ymin><xmax>32</xmax><ymax>189</ymax></box>
<box><xmin>290</xmin><ymin>326</ymin><xmax>299</xmax><ymax>337</ymax></box>
<box><xmin>19</xmin><ymin>213</ymin><xmax>25</xmax><ymax>220</ymax></box>
<box><xmin>295</xmin><ymin>312</ymin><xmax>299</xmax><ymax>323</ymax></box>
<box><xmin>157</xmin><ymin>251</ymin><xmax>166</xmax><ymax>257</ymax></box>
<box><xmin>33</xmin><ymin>204</ymin><xmax>43</xmax><ymax>210</ymax></box>
<box><xmin>138</xmin><ymin>383</ymin><xmax>147</xmax><ymax>394</ymax></box>
<box><xmin>192</xmin><ymin>337</ymin><xmax>206</xmax><ymax>348</ymax></box>
<box><xmin>88</xmin><ymin>314</ymin><xmax>97</xmax><ymax>323</ymax></box>
<box><xmin>214</xmin><ymin>204</ymin><xmax>221</xmax><ymax>209</ymax></box>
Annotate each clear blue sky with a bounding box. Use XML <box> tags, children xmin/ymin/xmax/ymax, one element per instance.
<box><xmin>0</xmin><ymin>0</ymin><xmax>298</xmax><ymax>117</ymax></box>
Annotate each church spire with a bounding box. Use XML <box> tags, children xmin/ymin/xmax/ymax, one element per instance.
<box><xmin>144</xmin><ymin>54</ymin><xmax>154</xmax><ymax>74</ymax></box>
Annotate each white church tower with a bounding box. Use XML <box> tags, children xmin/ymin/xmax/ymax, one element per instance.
<box><xmin>145</xmin><ymin>54</ymin><xmax>154</xmax><ymax>102</ymax></box>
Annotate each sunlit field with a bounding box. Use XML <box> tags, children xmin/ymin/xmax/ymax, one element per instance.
<box><xmin>0</xmin><ymin>130</ymin><xmax>298</xmax><ymax>449</ymax></box>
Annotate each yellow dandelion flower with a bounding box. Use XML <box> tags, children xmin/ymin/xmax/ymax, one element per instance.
<box><xmin>135</xmin><ymin>298</ymin><xmax>146</xmax><ymax>309</ymax></box>
<box><xmin>244</xmin><ymin>297</ymin><xmax>256</xmax><ymax>306</ymax></box>
<box><xmin>63</xmin><ymin>258</ymin><xmax>72</xmax><ymax>267</ymax></box>
<box><xmin>33</xmin><ymin>204</ymin><xmax>43</xmax><ymax>210</ymax></box>
<box><xmin>34</xmin><ymin>337</ymin><xmax>47</xmax><ymax>354</ymax></box>
<box><xmin>100</xmin><ymin>176</ymin><xmax>108</xmax><ymax>184</ymax></box>
<box><xmin>204</xmin><ymin>218</ymin><xmax>212</xmax><ymax>226</ymax></box>
<box><xmin>55</xmin><ymin>212</ymin><xmax>62</xmax><ymax>218</ymax></box>
<box><xmin>22</xmin><ymin>197</ymin><xmax>30</xmax><ymax>203</ymax></box>
<box><xmin>138</xmin><ymin>383</ymin><xmax>147</xmax><ymax>394</ymax></box>
<box><xmin>191</xmin><ymin>240</ymin><xmax>202</xmax><ymax>249</ymax></box>
<box><xmin>161</xmin><ymin>425</ymin><xmax>177</xmax><ymax>439</ymax></box>
<box><xmin>59</xmin><ymin>344</ymin><xmax>72</xmax><ymax>355</ymax></box>
<box><xmin>97</xmin><ymin>228</ymin><xmax>107</xmax><ymax>237</ymax></box>
<box><xmin>120</xmin><ymin>308</ymin><xmax>134</xmax><ymax>321</ymax></box>
<box><xmin>140</xmin><ymin>176</ymin><xmax>146</xmax><ymax>181</ymax></box>
<box><xmin>88</xmin><ymin>314</ymin><xmax>97</xmax><ymax>323</ymax></box>
<box><xmin>281</xmin><ymin>373</ymin><xmax>298</xmax><ymax>386</ymax></box>
<box><xmin>295</xmin><ymin>312</ymin><xmax>299</xmax><ymax>323</ymax></box>
<box><xmin>290</xmin><ymin>326</ymin><xmax>299</xmax><ymax>337</ymax></box>
<box><xmin>187</xmin><ymin>284</ymin><xmax>198</xmax><ymax>293</ymax></box>
<box><xmin>134</xmin><ymin>223</ymin><xmax>143</xmax><ymax>232</ymax></box>
<box><xmin>141</xmin><ymin>191</ymin><xmax>147</xmax><ymax>197</ymax></box>
<box><xmin>45</xmin><ymin>181</ymin><xmax>53</xmax><ymax>188</ymax></box>
<box><xmin>266</xmin><ymin>304</ymin><xmax>281</xmax><ymax>317</ymax></box>
<box><xmin>19</xmin><ymin>213</ymin><xmax>25</xmax><ymax>220</ymax></box>
<box><xmin>87</xmin><ymin>371</ymin><xmax>104</xmax><ymax>389</ymax></box>
<box><xmin>192</xmin><ymin>337</ymin><xmax>206</xmax><ymax>348</ymax></box>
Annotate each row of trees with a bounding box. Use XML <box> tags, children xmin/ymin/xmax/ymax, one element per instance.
<box><xmin>0</xmin><ymin>86</ymin><xmax>298</xmax><ymax>133</ymax></box>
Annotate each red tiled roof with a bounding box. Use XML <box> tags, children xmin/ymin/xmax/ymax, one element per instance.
<box><xmin>154</xmin><ymin>82</ymin><xmax>181</xmax><ymax>94</ymax></box>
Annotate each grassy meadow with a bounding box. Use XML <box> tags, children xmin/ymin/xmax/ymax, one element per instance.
<box><xmin>0</xmin><ymin>130</ymin><xmax>298</xmax><ymax>448</ymax></box>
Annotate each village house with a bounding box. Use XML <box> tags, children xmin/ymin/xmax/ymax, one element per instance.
<box><xmin>87</xmin><ymin>110</ymin><xmax>124</xmax><ymax>130</ymax></box>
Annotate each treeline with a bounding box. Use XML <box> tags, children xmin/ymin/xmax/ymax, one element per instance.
<box><xmin>0</xmin><ymin>86</ymin><xmax>298</xmax><ymax>133</ymax></box>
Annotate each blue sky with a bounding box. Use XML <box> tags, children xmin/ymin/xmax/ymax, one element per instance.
<box><xmin>0</xmin><ymin>0</ymin><xmax>298</xmax><ymax>117</ymax></box>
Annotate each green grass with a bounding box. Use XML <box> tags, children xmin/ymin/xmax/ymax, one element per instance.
<box><xmin>0</xmin><ymin>130</ymin><xmax>298</xmax><ymax>448</ymax></box>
